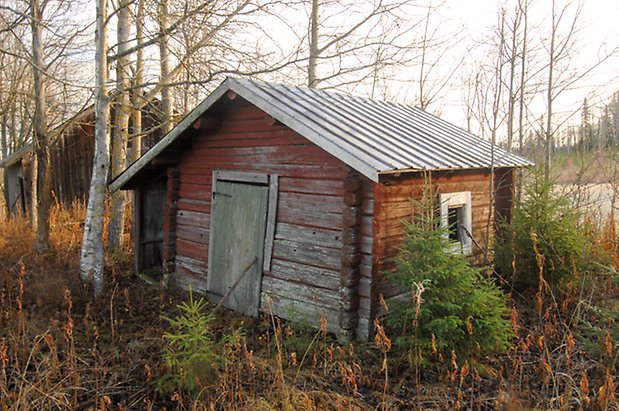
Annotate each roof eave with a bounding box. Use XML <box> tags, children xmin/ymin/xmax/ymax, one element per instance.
<box><xmin>109</xmin><ymin>78</ymin><xmax>233</xmax><ymax>192</ymax></box>
<box><xmin>228</xmin><ymin>79</ymin><xmax>381</xmax><ymax>182</ymax></box>
<box><xmin>377</xmin><ymin>162</ymin><xmax>534</xmax><ymax>177</ymax></box>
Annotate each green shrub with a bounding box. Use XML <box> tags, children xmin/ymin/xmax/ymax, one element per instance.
<box><xmin>388</xmin><ymin>207</ymin><xmax>513</xmax><ymax>363</ymax></box>
<box><xmin>494</xmin><ymin>170</ymin><xmax>591</xmax><ymax>290</ymax></box>
<box><xmin>157</xmin><ymin>289</ymin><xmax>222</xmax><ymax>397</ymax></box>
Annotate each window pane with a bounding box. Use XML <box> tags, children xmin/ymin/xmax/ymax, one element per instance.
<box><xmin>447</xmin><ymin>206</ymin><xmax>461</xmax><ymax>241</ymax></box>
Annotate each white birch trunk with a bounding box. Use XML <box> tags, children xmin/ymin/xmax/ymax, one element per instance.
<box><xmin>307</xmin><ymin>0</ymin><xmax>320</xmax><ymax>88</ymax></box>
<box><xmin>159</xmin><ymin>0</ymin><xmax>173</xmax><ymax>133</ymax></box>
<box><xmin>130</xmin><ymin>0</ymin><xmax>145</xmax><ymax>163</ymax></box>
<box><xmin>31</xmin><ymin>0</ymin><xmax>51</xmax><ymax>252</ymax></box>
<box><xmin>107</xmin><ymin>0</ymin><xmax>132</xmax><ymax>251</ymax></box>
<box><xmin>80</xmin><ymin>0</ymin><xmax>110</xmax><ymax>296</ymax></box>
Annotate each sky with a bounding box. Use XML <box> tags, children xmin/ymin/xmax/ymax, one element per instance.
<box><xmin>435</xmin><ymin>0</ymin><xmax>619</xmax><ymax>130</ymax></box>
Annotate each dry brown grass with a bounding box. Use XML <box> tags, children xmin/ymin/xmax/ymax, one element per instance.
<box><xmin>0</xmin><ymin>199</ymin><xmax>617</xmax><ymax>410</ymax></box>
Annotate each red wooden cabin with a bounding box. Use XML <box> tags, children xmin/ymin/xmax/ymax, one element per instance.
<box><xmin>111</xmin><ymin>78</ymin><xmax>531</xmax><ymax>340</ymax></box>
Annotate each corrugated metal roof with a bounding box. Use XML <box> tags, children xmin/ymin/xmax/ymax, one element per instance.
<box><xmin>111</xmin><ymin>77</ymin><xmax>532</xmax><ymax>190</ymax></box>
<box><xmin>235</xmin><ymin>78</ymin><xmax>532</xmax><ymax>177</ymax></box>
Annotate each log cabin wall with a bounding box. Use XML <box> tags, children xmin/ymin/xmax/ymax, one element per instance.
<box><xmin>19</xmin><ymin>102</ymin><xmax>164</xmax><ymax>206</ymax></box>
<box><xmin>49</xmin><ymin>121</ymin><xmax>95</xmax><ymax>204</ymax></box>
<box><xmin>357</xmin><ymin>178</ymin><xmax>375</xmax><ymax>340</ymax></box>
<box><xmin>173</xmin><ymin>98</ymin><xmax>350</xmax><ymax>334</ymax></box>
<box><xmin>372</xmin><ymin>168</ymin><xmax>516</xmax><ymax>302</ymax></box>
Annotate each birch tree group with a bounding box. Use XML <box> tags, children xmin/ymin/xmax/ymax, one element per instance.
<box><xmin>463</xmin><ymin>0</ymin><xmax>617</xmax><ymax>174</ymax></box>
<box><xmin>0</xmin><ymin>0</ymin><xmax>615</xmax><ymax>294</ymax></box>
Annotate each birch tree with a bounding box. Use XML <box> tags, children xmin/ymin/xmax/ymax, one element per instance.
<box><xmin>158</xmin><ymin>0</ymin><xmax>173</xmax><ymax>134</ymax></box>
<box><xmin>301</xmin><ymin>0</ymin><xmax>421</xmax><ymax>91</ymax></box>
<box><xmin>107</xmin><ymin>0</ymin><xmax>132</xmax><ymax>251</ymax></box>
<box><xmin>29</xmin><ymin>0</ymin><xmax>51</xmax><ymax>251</ymax></box>
<box><xmin>80</xmin><ymin>0</ymin><xmax>109</xmax><ymax>295</ymax></box>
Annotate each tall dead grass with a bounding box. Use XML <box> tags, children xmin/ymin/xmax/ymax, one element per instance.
<box><xmin>0</xmin><ymin>192</ymin><xmax>617</xmax><ymax>409</ymax></box>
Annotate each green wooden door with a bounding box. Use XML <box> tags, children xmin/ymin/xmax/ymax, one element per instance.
<box><xmin>208</xmin><ymin>181</ymin><xmax>268</xmax><ymax>316</ymax></box>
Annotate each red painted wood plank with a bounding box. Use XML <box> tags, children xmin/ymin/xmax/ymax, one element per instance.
<box><xmin>178</xmin><ymin>182</ymin><xmax>211</xmax><ymax>202</ymax></box>
<box><xmin>176</xmin><ymin>198</ymin><xmax>211</xmax><ymax>213</ymax></box>
<box><xmin>176</xmin><ymin>239</ymin><xmax>208</xmax><ymax>261</ymax></box>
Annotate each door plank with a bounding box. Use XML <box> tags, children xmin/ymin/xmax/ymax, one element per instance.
<box><xmin>207</xmin><ymin>181</ymin><xmax>268</xmax><ymax>316</ymax></box>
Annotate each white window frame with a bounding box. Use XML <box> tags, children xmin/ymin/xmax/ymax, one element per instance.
<box><xmin>439</xmin><ymin>191</ymin><xmax>472</xmax><ymax>254</ymax></box>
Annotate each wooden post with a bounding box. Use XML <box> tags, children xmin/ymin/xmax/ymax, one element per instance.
<box><xmin>339</xmin><ymin>170</ymin><xmax>362</xmax><ymax>342</ymax></box>
<box><xmin>162</xmin><ymin>167</ymin><xmax>180</xmax><ymax>275</ymax></box>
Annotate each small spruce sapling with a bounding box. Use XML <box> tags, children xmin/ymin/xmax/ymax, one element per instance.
<box><xmin>494</xmin><ymin>169</ymin><xmax>593</xmax><ymax>290</ymax></box>
<box><xmin>388</xmin><ymin>194</ymin><xmax>513</xmax><ymax>363</ymax></box>
<box><xmin>157</xmin><ymin>289</ymin><xmax>222</xmax><ymax>397</ymax></box>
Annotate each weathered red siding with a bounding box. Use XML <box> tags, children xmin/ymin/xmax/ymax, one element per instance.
<box><xmin>371</xmin><ymin>168</ymin><xmax>515</xmax><ymax>303</ymax></box>
<box><xmin>172</xmin><ymin>99</ymin><xmax>349</xmax><ymax>332</ymax></box>
<box><xmin>161</xmin><ymin>97</ymin><xmax>518</xmax><ymax>340</ymax></box>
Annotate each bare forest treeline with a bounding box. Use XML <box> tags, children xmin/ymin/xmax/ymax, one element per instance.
<box><xmin>0</xmin><ymin>0</ymin><xmax>616</xmax><ymax>289</ymax></box>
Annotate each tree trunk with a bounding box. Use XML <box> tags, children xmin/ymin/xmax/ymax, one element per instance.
<box><xmin>107</xmin><ymin>0</ymin><xmax>132</xmax><ymax>251</ymax></box>
<box><xmin>30</xmin><ymin>0</ymin><xmax>51</xmax><ymax>252</ymax></box>
<box><xmin>80</xmin><ymin>0</ymin><xmax>110</xmax><ymax>297</ymax></box>
<box><xmin>517</xmin><ymin>0</ymin><xmax>528</xmax><ymax>155</ymax></box>
<box><xmin>159</xmin><ymin>0</ymin><xmax>173</xmax><ymax>133</ymax></box>
<box><xmin>307</xmin><ymin>0</ymin><xmax>320</xmax><ymax>88</ymax></box>
<box><xmin>130</xmin><ymin>0</ymin><xmax>145</xmax><ymax>162</ymax></box>
<box><xmin>1</xmin><ymin>120</ymin><xmax>9</xmax><ymax>215</ymax></box>
<box><xmin>544</xmin><ymin>0</ymin><xmax>556</xmax><ymax>182</ymax></box>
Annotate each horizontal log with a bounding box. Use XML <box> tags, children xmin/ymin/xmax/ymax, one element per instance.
<box><xmin>269</xmin><ymin>259</ymin><xmax>340</xmax><ymax>291</ymax></box>
<box><xmin>361</xmin><ymin>198</ymin><xmax>374</xmax><ymax>215</ymax></box>
<box><xmin>339</xmin><ymin>311</ymin><xmax>358</xmax><ymax>329</ymax></box>
<box><xmin>192</xmin><ymin>116</ymin><xmax>221</xmax><ymax>131</ymax></box>
<box><xmin>358</xmin><ymin>295</ymin><xmax>372</xmax><ymax>317</ymax></box>
<box><xmin>275</xmin><ymin>222</ymin><xmax>341</xmax><ymax>249</ymax></box>
<box><xmin>260</xmin><ymin>294</ymin><xmax>340</xmax><ymax>334</ymax></box>
<box><xmin>175</xmin><ymin>239</ymin><xmax>208</xmax><ymax>261</ymax></box>
<box><xmin>279</xmin><ymin>177</ymin><xmax>344</xmax><ymax>196</ymax></box>
<box><xmin>340</xmin><ymin>266</ymin><xmax>360</xmax><ymax>288</ymax></box>
<box><xmin>184</xmin><ymin>145</ymin><xmax>344</xmax><ymax>168</ymax></box>
<box><xmin>177</xmin><ymin>209</ymin><xmax>210</xmax><ymax>227</ymax></box>
<box><xmin>342</xmin><ymin>228</ymin><xmax>360</xmax><ymax>246</ymax></box>
<box><xmin>272</xmin><ymin>239</ymin><xmax>341</xmax><ymax>270</ymax></box>
<box><xmin>175</xmin><ymin>255</ymin><xmax>208</xmax><ymax>274</ymax></box>
<box><xmin>262</xmin><ymin>276</ymin><xmax>340</xmax><ymax>309</ymax></box>
<box><xmin>339</xmin><ymin>287</ymin><xmax>359</xmax><ymax>311</ymax></box>
<box><xmin>181</xmin><ymin>161</ymin><xmax>347</xmax><ymax>180</ymax></box>
<box><xmin>356</xmin><ymin>318</ymin><xmax>372</xmax><ymax>341</ymax></box>
<box><xmin>176</xmin><ymin>224</ymin><xmax>209</xmax><ymax>245</ymax></box>
<box><xmin>277</xmin><ymin>207</ymin><xmax>343</xmax><ymax>230</ymax></box>
<box><xmin>177</xmin><ymin>198</ymin><xmax>211</xmax><ymax>213</ymax></box>
<box><xmin>343</xmin><ymin>174</ymin><xmax>362</xmax><ymax>191</ymax></box>
<box><xmin>199</xmin><ymin>131</ymin><xmax>309</xmax><ymax>148</ymax></box>
<box><xmin>360</xmin><ymin>236</ymin><xmax>373</xmax><ymax>254</ymax></box>
<box><xmin>341</xmin><ymin>245</ymin><xmax>361</xmax><ymax>266</ymax></box>
<box><xmin>279</xmin><ymin>192</ymin><xmax>344</xmax><ymax>215</ymax></box>
<box><xmin>360</xmin><ymin>216</ymin><xmax>373</xmax><ymax>237</ymax></box>
<box><xmin>343</xmin><ymin>206</ymin><xmax>361</xmax><ymax>227</ymax></box>
<box><xmin>344</xmin><ymin>190</ymin><xmax>362</xmax><ymax>207</ymax></box>
<box><xmin>174</xmin><ymin>269</ymin><xmax>208</xmax><ymax>294</ymax></box>
<box><xmin>358</xmin><ymin>276</ymin><xmax>373</xmax><ymax>298</ymax></box>
<box><xmin>181</xmin><ymin>173</ymin><xmax>211</xmax><ymax>185</ymax></box>
<box><xmin>178</xmin><ymin>182</ymin><xmax>211</xmax><ymax>202</ymax></box>
<box><xmin>377</xmin><ymin>277</ymin><xmax>405</xmax><ymax>299</ymax></box>
<box><xmin>360</xmin><ymin>263</ymin><xmax>372</xmax><ymax>279</ymax></box>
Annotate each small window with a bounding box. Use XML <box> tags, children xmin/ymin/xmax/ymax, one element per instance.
<box><xmin>447</xmin><ymin>206</ymin><xmax>462</xmax><ymax>241</ymax></box>
<box><xmin>439</xmin><ymin>192</ymin><xmax>472</xmax><ymax>254</ymax></box>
